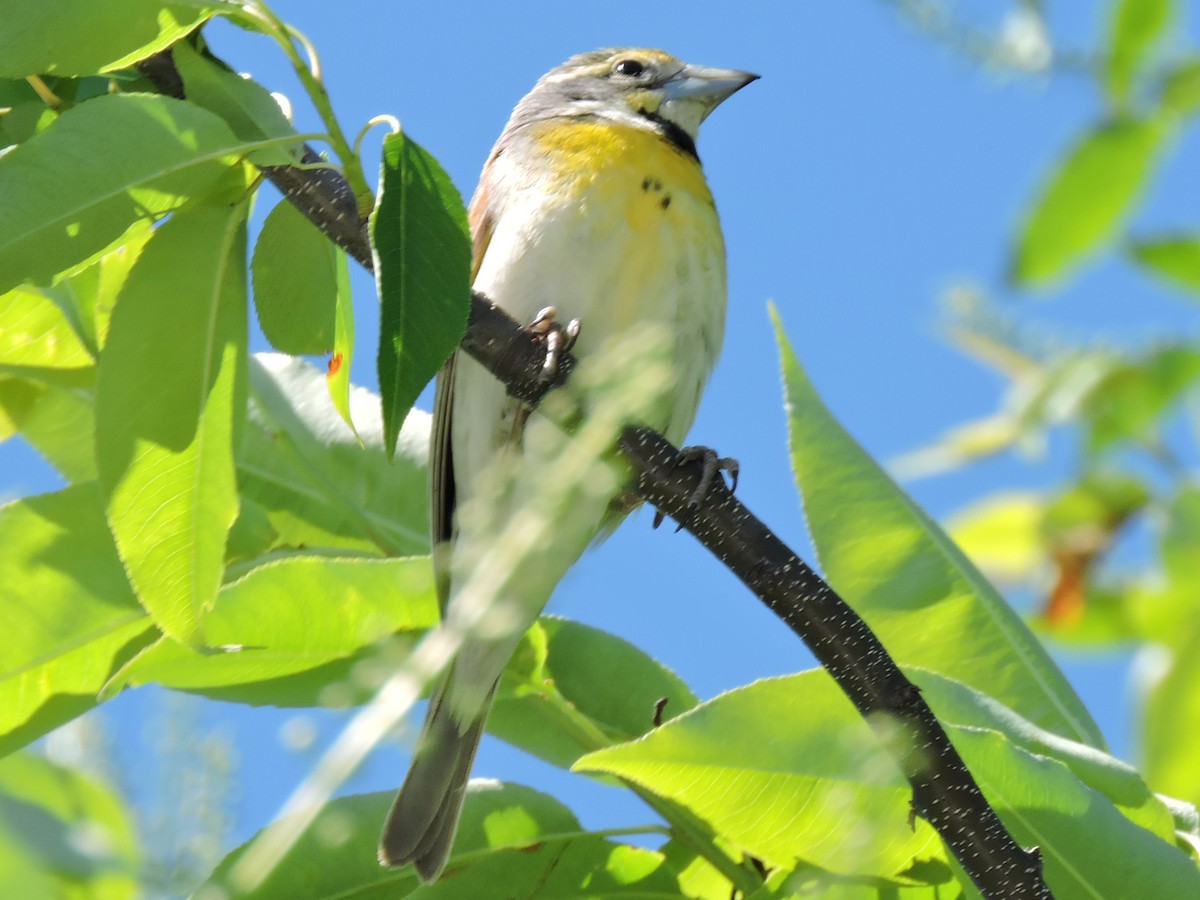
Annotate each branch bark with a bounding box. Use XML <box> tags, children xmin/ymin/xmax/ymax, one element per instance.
<box><xmin>138</xmin><ymin>47</ymin><xmax>1053</xmax><ymax>899</ymax></box>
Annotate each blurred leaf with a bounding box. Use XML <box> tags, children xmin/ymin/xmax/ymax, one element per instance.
<box><xmin>1131</xmin><ymin>234</ymin><xmax>1200</xmax><ymax>296</ymax></box>
<box><xmin>239</xmin><ymin>353</ymin><xmax>429</xmax><ymax>557</ymax></box>
<box><xmin>0</xmin><ymin>93</ymin><xmax>246</xmax><ymax>293</ymax></box>
<box><xmin>109</xmin><ymin>555</ymin><xmax>438</xmax><ymax>700</ymax></box>
<box><xmin>251</xmin><ymin>199</ymin><xmax>337</xmax><ymax>355</ymax></box>
<box><xmin>0</xmin><ymin>484</ymin><xmax>154</xmax><ymax>756</ymax></box>
<box><xmin>199</xmin><ymin>784</ymin><xmax>675</xmax><ymax>898</ymax></box>
<box><xmin>371</xmin><ymin>129</ymin><xmax>470</xmax><ymax>457</ymax></box>
<box><xmin>0</xmin><ymin>752</ymin><xmax>140</xmax><ymax>899</ymax></box>
<box><xmin>1013</xmin><ymin>117</ymin><xmax>1166</xmax><ymax>287</ymax></box>
<box><xmin>0</xmin><ymin>0</ymin><xmax>214</xmax><ymax>78</ymax></box>
<box><xmin>772</xmin><ymin>306</ymin><xmax>1104</xmax><ymax>747</ymax></box>
<box><xmin>577</xmin><ymin>672</ymin><xmax>945</xmax><ymax>881</ymax></box>
<box><xmin>1162</xmin><ymin>487</ymin><xmax>1200</xmax><ymax>594</ymax></box>
<box><xmin>1160</xmin><ymin>58</ymin><xmax>1200</xmax><ymax>117</ymax></box>
<box><xmin>1081</xmin><ymin>346</ymin><xmax>1200</xmax><ymax>449</ymax></box>
<box><xmin>947</xmin><ymin>492</ymin><xmax>1045</xmax><ymax>584</ymax></box>
<box><xmin>1144</xmin><ymin>621</ymin><xmax>1200</xmax><ymax>810</ymax></box>
<box><xmin>95</xmin><ymin>176</ymin><xmax>251</xmax><ymax>648</ymax></box>
<box><xmin>1041</xmin><ymin>472</ymin><xmax>1149</xmax><ymax>545</ymax></box>
<box><xmin>326</xmin><ymin>246</ymin><xmax>359</xmax><ymax>438</ymax></box>
<box><xmin>1106</xmin><ymin>0</ymin><xmax>1172</xmax><ymax>106</ymax></box>
<box><xmin>490</xmin><ymin>616</ymin><xmax>699</xmax><ymax>768</ymax></box>
<box><xmin>172</xmin><ymin>39</ymin><xmax>300</xmax><ymax>166</ymax></box>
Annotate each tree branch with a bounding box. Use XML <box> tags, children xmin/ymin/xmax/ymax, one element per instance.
<box><xmin>138</xmin><ymin>47</ymin><xmax>1053</xmax><ymax>899</ymax></box>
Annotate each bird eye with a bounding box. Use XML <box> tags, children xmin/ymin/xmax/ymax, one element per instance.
<box><xmin>613</xmin><ymin>58</ymin><xmax>646</xmax><ymax>78</ymax></box>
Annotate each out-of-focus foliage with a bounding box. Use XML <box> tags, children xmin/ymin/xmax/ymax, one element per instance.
<box><xmin>902</xmin><ymin>0</ymin><xmax>1200</xmax><ymax>829</ymax></box>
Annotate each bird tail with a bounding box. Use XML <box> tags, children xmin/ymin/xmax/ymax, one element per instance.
<box><xmin>378</xmin><ymin>675</ymin><xmax>496</xmax><ymax>881</ymax></box>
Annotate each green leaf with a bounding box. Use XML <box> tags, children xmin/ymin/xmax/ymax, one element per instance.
<box><xmin>0</xmin><ymin>285</ymin><xmax>93</xmax><ymax>372</ymax></box>
<box><xmin>771</xmin><ymin>307</ymin><xmax>1104</xmax><ymax>747</ymax></box>
<box><xmin>198</xmin><ymin>784</ymin><xmax>676</xmax><ymax>898</ymax></box>
<box><xmin>1161</xmin><ymin>59</ymin><xmax>1200</xmax><ymax>116</ymax></box>
<box><xmin>0</xmin><ymin>484</ymin><xmax>154</xmax><ymax>756</ymax></box>
<box><xmin>251</xmin><ymin>199</ymin><xmax>337</xmax><ymax>355</ymax></box>
<box><xmin>946</xmin><ymin>492</ymin><xmax>1045</xmax><ymax>584</ymax></box>
<box><xmin>1144</xmin><ymin>620</ymin><xmax>1200</xmax><ymax>810</ymax></box>
<box><xmin>95</xmin><ymin>177</ymin><xmax>250</xmax><ymax>647</ymax></box>
<box><xmin>110</xmin><ymin>555</ymin><xmax>438</xmax><ymax>700</ymax></box>
<box><xmin>370</xmin><ymin>129</ymin><xmax>470</xmax><ymax>457</ymax></box>
<box><xmin>1162</xmin><ymin>487</ymin><xmax>1200</xmax><ymax>595</ymax></box>
<box><xmin>0</xmin><ymin>377</ymin><xmax>97</xmax><ymax>482</ymax></box>
<box><xmin>490</xmin><ymin>617</ymin><xmax>699</xmax><ymax>768</ymax></box>
<box><xmin>326</xmin><ymin>245</ymin><xmax>359</xmax><ymax>438</ymax></box>
<box><xmin>576</xmin><ymin>672</ymin><xmax>945</xmax><ymax>880</ymax></box>
<box><xmin>1131</xmin><ymin>234</ymin><xmax>1200</xmax><ymax>295</ymax></box>
<box><xmin>0</xmin><ymin>0</ymin><xmax>214</xmax><ymax>78</ymax></box>
<box><xmin>1107</xmin><ymin>0</ymin><xmax>1172</xmax><ymax>105</ymax></box>
<box><xmin>239</xmin><ymin>353</ymin><xmax>429</xmax><ymax>556</ymax></box>
<box><xmin>1013</xmin><ymin>117</ymin><xmax>1166</xmax><ymax>287</ymax></box>
<box><xmin>0</xmin><ymin>93</ymin><xmax>247</xmax><ymax>293</ymax></box>
<box><xmin>1081</xmin><ymin>346</ymin><xmax>1200</xmax><ymax>449</ymax></box>
<box><xmin>0</xmin><ymin>753</ymin><xmax>140</xmax><ymax>899</ymax></box>
<box><xmin>172</xmin><ymin>39</ymin><xmax>301</xmax><ymax>166</ymax></box>
<box><xmin>579</xmin><ymin>669</ymin><xmax>1198</xmax><ymax>897</ymax></box>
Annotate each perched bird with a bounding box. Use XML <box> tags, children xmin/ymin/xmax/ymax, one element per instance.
<box><xmin>379</xmin><ymin>47</ymin><xmax>756</xmax><ymax>880</ymax></box>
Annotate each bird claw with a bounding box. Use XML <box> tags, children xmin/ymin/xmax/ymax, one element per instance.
<box><xmin>525</xmin><ymin>306</ymin><xmax>581</xmax><ymax>385</ymax></box>
<box><xmin>676</xmin><ymin>446</ymin><xmax>739</xmax><ymax>508</ymax></box>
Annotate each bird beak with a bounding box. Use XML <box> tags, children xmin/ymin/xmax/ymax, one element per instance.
<box><xmin>663</xmin><ymin>64</ymin><xmax>760</xmax><ymax>114</ymax></box>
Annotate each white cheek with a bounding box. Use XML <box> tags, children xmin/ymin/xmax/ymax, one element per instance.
<box><xmin>658</xmin><ymin>98</ymin><xmax>706</xmax><ymax>140</ymax></box>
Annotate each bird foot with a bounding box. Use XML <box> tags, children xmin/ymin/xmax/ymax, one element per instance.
<box><xmin>525</xmin><ymin>306</ymin><xmax>581</xmax><ymax>385</ymax></box>
<box><xmin>651</xmin><ymin>446</ymin><xmax>740</xmax><ymax>531</ymax></box>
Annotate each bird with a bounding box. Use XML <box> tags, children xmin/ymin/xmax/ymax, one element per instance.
<box><xmin>378</xmin><ymin>47</ymin><xmax>756</xmax><ymax>881</ymax></box>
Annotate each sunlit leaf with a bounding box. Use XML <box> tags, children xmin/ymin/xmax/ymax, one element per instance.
<box><xmin>772</xmin><ymin>305</ymin><xmax>1103</xmax><ymax>747</ymax></box>
<box><xmin>490</xmin><ymin>617</ymin><xmax>699</xmax><ymax>768</ymax></box>
<box><xmin>371</xmin><ymin>129</ymin><xmax>470</xmax><ymax>457</ymax></box>
<box><xmin>0</xmin><ymin>285</ymin><xmax>93</xmax><ymax>372</ymax></box>
<box><xmin>1144</xmin><ymin>621</ymin><xmax>1200</xmax><ymax>810</ymax></box>
<box><xmin>95</xmin><ymin>174</ymin><xmax>251</xmax><ymax>647</ymax></box>
<box><xmin>1013</xmin><ymin>117</ymin><xmax>1166</xmax><ymax>287</ymax></box>
<box><xmin>109</xmin><ymin>555</ymin><xmax>438</xmax><ymax>701</ymax></box>
<box><xmin>0</xmin><ymin>484</ymin><xmax>154</xmax><ymax>756</ymax></box>
<box><xmin>577</xmin><ymin>672</ymin><xmax>944</xmax><ymax>880</ymax></box>
<box><xmin>172</xmin><ymin>38</ymin><xmax>300</xmax><ymax>166</ymax></box>
<box><xmin>0</xmin><ymin>93</ymin><xmax>247</xmax><ymax>293</ymax></box>
<box><xmin>0</xmin><ymin>0</ymin><xmax>214</xmax><ymax>78</ymax></box>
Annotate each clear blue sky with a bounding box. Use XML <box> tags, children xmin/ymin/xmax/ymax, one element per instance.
<box><xmin>7</xmin><ymin>0</ymin><xmax>1199</xmax><ymax>867</ymax></box>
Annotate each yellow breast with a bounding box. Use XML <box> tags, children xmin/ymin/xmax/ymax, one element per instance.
<box><xmin>529</xmin><ymin>119</ymin><xmax>715</xmax><ymax>231</ymax></box>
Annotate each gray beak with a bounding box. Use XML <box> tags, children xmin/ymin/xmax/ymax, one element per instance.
<box><xmin>663</xmin><ymin>63</ymin><xmax>760</xmax><ymax>112</ymax></box>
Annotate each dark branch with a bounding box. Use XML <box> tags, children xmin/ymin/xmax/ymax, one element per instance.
<box><xmin>138</xmin><ymin>46</ymin><xmax>1053</xmax><ymax>899</ymax></box>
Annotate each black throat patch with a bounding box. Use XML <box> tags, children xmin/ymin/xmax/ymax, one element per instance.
<box><xmin>640</xmin><ymin>110</ymin><xmax>700</xmax><ymax>162</ymax></box>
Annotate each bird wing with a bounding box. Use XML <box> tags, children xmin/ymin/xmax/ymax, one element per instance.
<box><xmin>429</xmin><ymin>151</ymin><xmax>500</xmax><ymax>612</ymax></box>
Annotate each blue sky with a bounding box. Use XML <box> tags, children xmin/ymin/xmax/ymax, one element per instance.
<box><xmin>8</xmin><ymin>0</ymin><xmax>1200</xmax><ymax>870</ymax></box>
